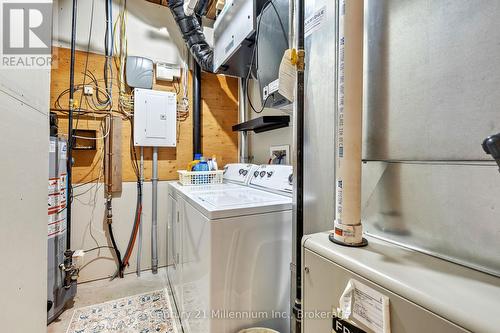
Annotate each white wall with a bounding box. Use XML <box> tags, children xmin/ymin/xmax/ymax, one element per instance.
<box><xmin>53</xmin><ymin>0</ymin><xmax>186</xmax><ymax>64</ymax></box>
<box><xmin>72</xmin><ymin>181</ymin><xmax>169</xmax><ymax>283</ymax></box>
<box><xmin>0</xmin><ymin>59</ymin><xmax>50</xmax><ymax>333</ymax></box>
<box><xmin>247</xmin><ymin>79</ymin><xmax>293</xmax><ymax>164</ymax></box>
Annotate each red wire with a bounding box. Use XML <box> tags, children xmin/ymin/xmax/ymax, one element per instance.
<box><xmin>122</xmin><ymin>204</ymin><xmax>142</xmax><ymax>267</ymax></box>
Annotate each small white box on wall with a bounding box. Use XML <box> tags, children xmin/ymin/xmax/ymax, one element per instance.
<box><xmin>134</xmin><ymin>88</ymin><xmax>177</xmax><ymax>147</ymax></box>
<box><xmin>156</xmin><ymin>63</ymin><xmax>181</xmax><ymax>82</ymax></box>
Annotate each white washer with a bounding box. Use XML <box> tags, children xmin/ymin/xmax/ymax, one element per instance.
<box><xmin>167</xmin><ymin>164</ymin><xmax>293</xmax><ymax>333</ymax></box>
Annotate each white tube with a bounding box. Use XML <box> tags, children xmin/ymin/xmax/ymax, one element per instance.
<box><xmin>183</xmin><ymin>0</ymin><xmax>199</xmax><ymax>16</ymax></box>
<box><xmin>333</xmin><ymin>0</ymin><xmax>365</xmax><ymax>246</ymax></box>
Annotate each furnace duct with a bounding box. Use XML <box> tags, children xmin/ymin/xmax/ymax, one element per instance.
<box><xmin>331</xmin><ymin>0</ymin><xmax>367</xmax><ymax>247</ymax></box>
<box><xmin>168</xmin><ymin>0</ymin><xmax>214</xmax><ymax>73</ymax></box>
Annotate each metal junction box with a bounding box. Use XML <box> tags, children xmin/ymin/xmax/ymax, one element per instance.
<box><xmin>133</xmin><ymin>88</ymin><xmax>177</xmax><ymax>147</ymax></box>
<box><xmin>213</xmin><ymin>0</ymin><xmax>267</xmax><ymax>77</ymax></box>
<box><xmin>257</xmin><ymin>0</ymin><xmax>290</xmax><ymax>109</ymax></box>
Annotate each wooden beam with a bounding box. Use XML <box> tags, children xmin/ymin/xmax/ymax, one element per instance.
<box><xmin>145</xmin><ymin>0</ymin><xmax>168</xmax><ymax>6</ymax></box>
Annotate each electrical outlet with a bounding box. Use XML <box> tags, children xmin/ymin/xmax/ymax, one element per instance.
<box><xmin>270</xmin><ymin>145</ymin><xmax>290</xmax><ymax>165</ymax></box>
<box><xmin>83</xmin><ymin>85</ymin><xmax>94</xmax><ymax>96</ymax></box>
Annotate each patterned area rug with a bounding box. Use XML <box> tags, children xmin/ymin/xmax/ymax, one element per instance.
<box><xmin>66</xmin><ymin>289</ymin><xmax>178</xmax><ymax>333</ymax></box>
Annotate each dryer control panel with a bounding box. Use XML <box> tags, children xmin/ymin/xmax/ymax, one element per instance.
<box><xmin>249</xmin><ymin>164</ymin><xmax>293</xmax><ymax>195</ymax></box>
<box><xmin>223</xmin><ymin>163</ymin><xmax>259</xmax><ymax>184</ymax></box>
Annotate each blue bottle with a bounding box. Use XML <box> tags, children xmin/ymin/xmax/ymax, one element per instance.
<box><xmin>193</xmin><ymin>156</ymin><xmax>210</xmax><ymax>183</ymax></box>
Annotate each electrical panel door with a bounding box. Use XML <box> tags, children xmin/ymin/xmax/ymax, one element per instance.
<box><xmin>134</xmin><ymin>88</ymin><xmax>177</xmax><ymax>147</ymax></box>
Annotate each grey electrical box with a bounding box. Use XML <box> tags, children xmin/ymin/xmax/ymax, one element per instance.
<box><xmin>213</xmin><ymin>0</ymin><xmax>268</xmax><ymax>77</ymax></box>
<box><xmin>126</xmin><ymin>56</ymin><xmax>154</xmax><ymax>89</ymax></box>
<box><xmin>257</xmin><ymin>0</ymin><xmax>290</xmax><ymax>109</ymax></box>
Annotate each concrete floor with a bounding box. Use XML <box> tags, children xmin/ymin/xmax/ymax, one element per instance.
<box><xmin>48</xmin><ymin>267</ymin><xmax>182</xmax><ymax>333</ymax></box>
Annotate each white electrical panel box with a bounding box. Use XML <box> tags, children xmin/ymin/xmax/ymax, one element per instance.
<box><xmin>133</xmin><ymin>88</ymin><xmax>177</xmax><ymax>147</ymax></box>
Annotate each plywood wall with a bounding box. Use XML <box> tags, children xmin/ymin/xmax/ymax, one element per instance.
<box><xmin>50</xmin><ymin>47</ymin><xmax>238</xmax><ymax>184</ymax></box>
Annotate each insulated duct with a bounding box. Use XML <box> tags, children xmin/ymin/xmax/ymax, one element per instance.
<box><xmin>168</xmin><ymin>0</ymin><xmax>214</xmax><ymax>72</ymax></box>
<box><xmin>330</xmin><ymin>0</ymin><xmax>367</xmax><ymax>247</ymax></box>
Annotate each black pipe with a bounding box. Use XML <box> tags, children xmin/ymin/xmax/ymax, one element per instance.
<box><xmin>67</xmin><ymin>0</ymin><xmax>78</xmax><ymax>251</ymax></box>
<box><xmin>167</xmin><ymin>0</ymin><xmax>214</xmax><ymax>72</ymax></box>
<box><xmin>193</xmin><ymin>62</ymin><xmax>202</xmax><ymax>157</ymax></box>
<box><xmin>293</xmin><ymin>0</ymin><xmax>305</xmax><ymax>331</ymax></box>
<box><xmin>195</xmin><ymin>0</ymin><xmax>210</xmax><ymax>16</ymax></box>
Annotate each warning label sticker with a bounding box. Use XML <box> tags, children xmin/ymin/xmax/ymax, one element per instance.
<box><xmin>47</xmin><ymin>173</ymin><xmax>67</xmax><ymax>238</ymax></box>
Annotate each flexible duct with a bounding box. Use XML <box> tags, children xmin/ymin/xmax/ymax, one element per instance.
<box><xmin>330</xmin><ymin>0</ymin><xmax>366</xmax><ymax>247</ymax></box>
<box><xmin>168</xmin><ymin>0</ymin><xmax>214</xmax><ymax>72</ymax></box>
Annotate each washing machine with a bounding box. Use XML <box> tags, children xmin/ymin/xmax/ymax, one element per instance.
<box><xmin>167</xmin><ymin>163</ymin><xmax>257</xmax><ymax>309</ymax></box>
<box><xmin>167</xmin><ymin>164</ymin><xmax>293</xmax><ymax>333</ymax></box>
<box><xmin>302</xmin><ymin>232</ymin><xmax>500</xmax><ymax>333</ymax></box>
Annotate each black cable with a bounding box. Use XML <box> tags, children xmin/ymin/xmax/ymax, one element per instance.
<box><xmin>269</xmin><ymin>1</ymin><xmax>289</xmax><ymax>49</ymax></box>
<box><xmin>248</xmin><ymin>93</ymin><xmax>272</xmax><ymax>114</ymax></box>
<box><xmin>68</xmin><ymin>0</ymin><xmax>96</xmax><ymax>210</ymax></box>
<box><xmin>108</xmin><ymin>223</ymin><xmax>123</xmax><ymax>278</ymax></box>
<box><xmin>72</xmin><ymin>178</ymin><xmax>100</xmax><ymax>188</ymax></box>
<box><xmin>73</xmin><ymin>0</ymin><xmax>96</xmax><ymax>136</ymax></box>
<box><xmin>67</xmin><ymin>0</ymin><xmax>78</xmax><ymax>252</ymax></box>
<box><xmin>245</xmin><ymin>0</ymin><xmax>288</xmax><ymax>114</ymax></box>
<box><xmin>83</xmin><ymin>246</ymin><xmax>114</xmax><ymax>253</ymax></box>
<box><xmin>245</xmin><ymin>0</ymin><xmax>268</xmax><ymax>113</ymax></box>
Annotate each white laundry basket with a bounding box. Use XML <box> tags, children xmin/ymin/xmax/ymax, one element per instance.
<box><xmin>237</xmin><ymin>329</ymin><xmax>280</xmax><ymax>333</ymax></box>
<box><xmin>177</xmin><ymin>170</ymin><xmax>224</xmax><ymax>185</ymax></box>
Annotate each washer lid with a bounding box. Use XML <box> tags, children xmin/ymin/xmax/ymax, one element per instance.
<box><xmin>189</xmin><ymin>187</ymin><xmax>291</xmax><ymax>219</ymax></box>
<box><xmin>195</xmin><ymin>187</ymin><xmax>288</xmax><ymax>208</ymax></box>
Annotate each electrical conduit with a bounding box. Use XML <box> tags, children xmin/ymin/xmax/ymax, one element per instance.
<box><xmin>137</xmin><ymin>147</ymin><xmax>144</xmax><ymax>276</ymax></box>
<box><xmin>167</xmin><ymin>0</ymin><xmax>214</xmax><ymax>72</ymax></box>
<box><xmin>151</xmin><ymin>147</ymin><xmax>159</xmax><ymax>274</ymax></box>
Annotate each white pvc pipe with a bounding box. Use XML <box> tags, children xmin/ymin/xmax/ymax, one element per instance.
<box><xmin>333</xmin><ymin>0</ymin><xmax>365</xmax><ymax>246</ymax></box>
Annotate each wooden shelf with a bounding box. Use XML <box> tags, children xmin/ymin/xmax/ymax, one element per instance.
<box><xmin>232</xmin><ymin>116</ymin><xmax>290</xmax><ymax>133</ymax></box>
